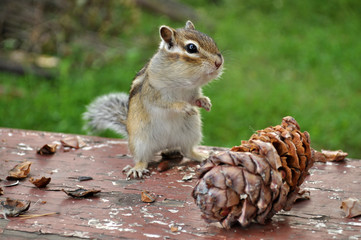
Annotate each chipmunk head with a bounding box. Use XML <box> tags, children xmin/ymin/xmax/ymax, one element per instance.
<box><xmin>152</xmin><ymin>20</ymin><xmax>223</xmax><ymax>88</ymax></box>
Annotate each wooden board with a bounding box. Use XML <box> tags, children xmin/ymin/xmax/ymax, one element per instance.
<box><xmin>0</xmin><ymin>128</ymin><xmax>360</xmax><ymax>239</ymax></box>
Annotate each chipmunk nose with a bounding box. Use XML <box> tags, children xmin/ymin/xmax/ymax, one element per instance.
<box><xmin>215</xmin><ymin>54</ymin><xmax>223</xmax><ymax>69</ymax></box>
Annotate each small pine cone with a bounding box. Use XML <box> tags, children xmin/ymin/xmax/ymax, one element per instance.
<box><xmin>192</xmin><ymin>116</ymin><xmax>314</xmax><ymax>228</ymax></box>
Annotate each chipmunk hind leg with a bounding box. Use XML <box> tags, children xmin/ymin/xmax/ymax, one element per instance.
<box><xmin>123</xmin><ymin>136</ymin><xmax>154</xmax><ymax>179</ymax></box>
<box><xmin>123</xmin><ymin>161</ymin><xmax>149</xmax><ymax>179</ymax></box>
<box><xmin>183</xmin><ymin>148</ymin><xmax>209</xmax><ymax>162</ymax></box>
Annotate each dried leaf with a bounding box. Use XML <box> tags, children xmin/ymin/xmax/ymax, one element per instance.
<box><xmin>0</xmin><ymin>187</ymin><xmax>3</xmax><ymax>195</ymax></box>
<box><xmin>0</xmin><ymin>198</ymin><xmax>31</xmax><ymax>217</ymax></box>
<box><xmin>29</xmin><ymin>177</ymin><xmax>51</xmax><ymax>188</ymax></box>
<box><xmin>341</xmin><ymin>198</ymin><xmax>361</xmax><ymax>218</ymax></box>
<box><xmin>60</xmin><ymin>136</ymin><xmax>86</xmax><ymax>149</ymax></box>
<box><xmin>62</xmin><ymin>188</ymin><xmax>100</xmax><ymax>198</ymax></box>
<box><xmin>141</xmin><ymin>190</ymin><xmax>156</xmax><ymax>203</ymax></box>
<box><xmin>7</xmin><ymin>161</ymin><xmax>32</xmax><ymax>179</ymax></box>
<box><xmin>319</xmin><ymin>149</ymin><xmax>348</xmax><ymax>162</ymax></box>
<box><xmin>37</xmin><ymin>144</ymin><xmax>58</xmax><ymax>155</ymax></box>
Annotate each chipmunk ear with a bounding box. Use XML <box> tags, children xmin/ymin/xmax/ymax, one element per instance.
<box><xmin>160</xmin><ymin>26</ymin><xmax>175</xmax><ymax>48</ymax></box>
<box><xmin>185</xmin><ymin>20</ymin><xmax>195</xmax><ymax>30</ymax></box>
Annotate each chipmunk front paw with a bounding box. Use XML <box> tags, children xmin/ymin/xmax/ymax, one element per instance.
<box><xmin>122</xmin><ymin>162</ymin><xmax>149</xmax><ymax>180</ymax></box>
<box><xmin>195</xmin><ymin>97</ymin><xmax>212</xmax><ymax>111</ymax></box>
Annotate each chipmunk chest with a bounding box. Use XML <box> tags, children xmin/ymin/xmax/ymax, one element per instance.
<box><xmin>150</xmin><ymin>105</ymin><xmax>183</xmax><ymax>122</ymax></box>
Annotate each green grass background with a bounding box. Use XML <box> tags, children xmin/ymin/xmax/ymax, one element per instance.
<box><xmin>1</xmin><ymin>0</ymin><xmax>360</xmax><ymax>158</ymax></box>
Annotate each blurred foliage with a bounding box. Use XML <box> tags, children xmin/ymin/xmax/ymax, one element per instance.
<box><xmin>0</xmin><ymin>0</ymin><xmax>360</xmax><ymax>158</ymax></box>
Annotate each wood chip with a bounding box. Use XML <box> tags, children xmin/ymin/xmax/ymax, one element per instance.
<box><xmin>170</xmin><ymin>225</ymin><xmax>179</xmax><ymax>232</ymax></box>
<box><xmin>37</xmin><ymin>144</ymin><xmax>58</xmax><ymax>155</ymax></box>
<box><xmin>29</xmin><ymin>177</ymin><xmax>51</xmax><ymax>188</ymax></box>
<box><xmin>62</xmin><ymin>188</ymin><xmax>100</xmax><ymax>198</ymax></box>
<box><xmin>60</xmin><ymin>136</ymin><xmax>86</xmax><ymax>149</ymax></box>
<box><xmin>141</xmin><ymin>190</ymin><xmax>156</xmax><ymax>203</ymax></box>
<box><xmin>314</xmin><ymin>149</ymin><xmax>348</xmax><ymax>162</ymax></box>
<box><xmin>7</xmin><ymin>161</ymin><xmax>32</xmax><ymax>179</ymax></box>
<box><xmin>0</xmin><ymin>198</ymin><xmax>31</xmax><ymax>217</ymax></box>
<box><xmin>341</xmin><ymin>198</ymin><xmax>361</xmax><ymax>218</ymax></box>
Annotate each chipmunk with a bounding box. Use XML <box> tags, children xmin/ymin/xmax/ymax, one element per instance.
<box><xmin>83</xmin><ymin>20</ymin><xmax>223</xmax><ymax>179</ymax></box>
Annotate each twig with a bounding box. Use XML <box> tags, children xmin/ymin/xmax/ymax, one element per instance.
<box><xmin>19</xmin><ymin>212</ymin><xmax>59</xmax><ymax>220</ymax></box>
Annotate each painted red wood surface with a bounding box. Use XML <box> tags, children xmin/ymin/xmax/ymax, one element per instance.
<box><xmin>0</xmin><ymin>128</ymin><xmax>360</xmax><ymax>239</ymax></box>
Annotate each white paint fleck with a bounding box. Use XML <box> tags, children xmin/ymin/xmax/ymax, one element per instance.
<box><xmin>31</xmin><ymin>221</ymin><xmax>44</xmax><ymax>227</ymax></box>
<box><xmin>118</xmin><ymin>228</ymin><xmax>137</xmax><ymax>232</ymax></box>
<box><xmin>308</xmin><ymin>181</ymin><xmax>323</xmax><ymax>184</ymax></box>
<box><xmin>112</xmin><ymin>181</ymin><xmax>118</xmax><ymax>186</ymax></box>
<box><xmin>345</xmin><ymin>165</ymin><xmax>356</xmax><ymax>168</ymax></box>
<box><xmin>52</xmin><ymin>169</ymin><xmax>59</xmax><ymax>173</ymax></box>
<box><xmin>168</xmin><ymin>209</ymin><xmax>179</xmax><ymax>213</ymax></box>
<box><xmin>69</xmin><ymin>231</ymin><xmax>90</xmax><ymax>238</ymax></box>
<box><xmin>150</xmin><ymin>220</ymin><xmax>168</xmax><ymax>225</ymax></box>
<box><xmin>109</xmin><ymin>208</ymin><xmax>119</xmax><ymax>217</ymax></box>
<box><xmin>119</xmin><ymin>206</ymin><xmax>133</xmax><ymax>211</ymax></box>
<box><xmin>101</xmin><ymin>198</ymin><xmax>110</xmax><ymax>203</ymax></box>
<box><xmin>82</xmin><ymin>146</ymin><xmax>93</xmax><ymax>151</ymax></box>
<box><xmin>346</xmin><ymin>222</ymin><xmax>361</xmax><ymax>227</ymax></box>
<box><xmin>327</xmin><ymin>229</ymin><xmax>343</xmax><ymax>235</ymax></box>
<box><xmin>315</xmin><ymin>222</ymin><xmax>326</xmax><ymax>228</ymax></box>
<box><xmin>8</xmin><ymin>133</ymin><xmax>13</xmax><ymax>136</ymax></box>
<box><xmin>17</xmin><ymin>143</ymin><xmax>33</xmax><ymax>151</ymax></box>
<box><xmin>12</xmin><ymin>151</ymin><xmax>26</xmax><ymax>156</ymax></box>
<box><xmin>121</xmin><ymin>213</ymin><xmax>132</xmax><ymax>216</ymax></box>
<box><xmin>143</xmin><ymin>233</ymin><xmax>161</xmax><ymax>238</ymax></box>
<box><xmin>129</xmin><ymin>222</ymin><xmax>143</xmax><ymax>227</ymax></box>
<box><xmin>88</xmin><ymin>218</ymin><xmax>126</xmax><ymax>231</ymax></box>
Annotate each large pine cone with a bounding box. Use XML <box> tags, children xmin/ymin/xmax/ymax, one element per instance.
<box><xmin>192</xmin><ymin>116</ymin><xmax>314</xmax><ymax>228</ymax></box>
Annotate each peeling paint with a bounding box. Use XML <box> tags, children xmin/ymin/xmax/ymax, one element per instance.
<box><xmin>64</xmin><ymin>231</ymin><xmax>90</xmax><ymax>238</ymax></box>
<box><xmin>11</xmin><ymin>151</ymin><xmax>26</xmax><ymax>156</ymax></box>
<box><xmin>327</xmin><ymin>229</ymin><xmax>343</xmax><ymax>235</ymax></box>
<box><xmin>143</xmin><ymin>233</ymin><xmax>162</xmax><ymax>238</ymax></box>
<box><xmin>150</xmin><ymin>220</ymin><xmax>168</xmax><ymax>225</ymax></box>
<box><xmin>17</xmin><ymin>143</ymin><xmax>33</xmax><ymax>151</ymax></box>
<box><xmin>315</xmin><ymin>223</ymin><xmax>327</xmax><ymax>229</ymax></box>
<box><xmin>121</xmin><ymin>213</ymin><xmax>132</xmax><ymax>216</ymax></box>
<box><xmin>88</xmin><ymin>218</ymin><xmax>132</xmax><ymax>232</ymax></box>
<box><xmin>168</xmin><ymin>209</ymin><xmax>179</xmax><ymax>213</ymax></box>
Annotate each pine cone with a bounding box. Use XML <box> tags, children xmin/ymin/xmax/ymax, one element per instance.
<box><xmin>192</xmin><ymin>116</ymin><xmax>314</xmax><ymax>228</ymax></box>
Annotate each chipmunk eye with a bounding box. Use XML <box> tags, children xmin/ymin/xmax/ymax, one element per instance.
<box><xmin>185</xmin><ymin>43</ymin><xmax>198</xmax><ymax>54</ymax></box>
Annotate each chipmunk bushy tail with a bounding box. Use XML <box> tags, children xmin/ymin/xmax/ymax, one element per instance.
<box><xmin>83</xmin><ymin>93</ymin><xmax>129</xmax><ymax>137</ymax></box>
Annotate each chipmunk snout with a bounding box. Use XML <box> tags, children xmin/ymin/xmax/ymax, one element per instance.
<box><xmin>215</xmin><ymin>53</ymin><xmax>223</xmax><ymax>69</ymax></box>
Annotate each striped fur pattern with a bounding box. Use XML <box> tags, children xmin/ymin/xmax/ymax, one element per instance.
<box><xmin>83</xmin><ymin>21</ymin><xmax>223</xmax><ymax>179</ymax></box>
